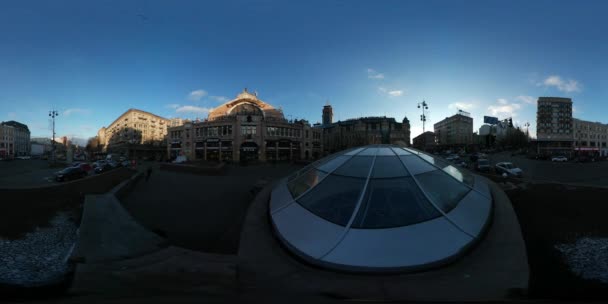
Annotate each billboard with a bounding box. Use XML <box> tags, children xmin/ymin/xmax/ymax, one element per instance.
<box><xmin>484</xmin><ymin>116</ymin><xmax>499</xmax><ymax>125</ymax></box>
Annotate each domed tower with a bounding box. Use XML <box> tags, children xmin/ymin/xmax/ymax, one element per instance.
<box><xmin>322</xmin><ymin>101</ymin><xmax>333</xmax><ymax>126</ymax></box>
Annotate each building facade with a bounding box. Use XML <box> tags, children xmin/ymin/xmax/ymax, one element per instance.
<box><xmin>321</xmin><ymin>116</ymin><xmax>411</xmax><ymax>155</ymax></box>
<box><xmin>573</xmin><ymin>118</ymin><xmax>608</xmax><ymax>157</ymax></box>
<box><xmin>434</xmin><ymin>113</ymin><xmax>473</xmax><ymax>147</ymax></box>
<box><xmin>167</xmin><ymin>89</ymin><xmax>323</xmax><ymax>162</ymax></box>
<box><xmin>412</xmin><ymin>131</ymin><xmax>437</xmax><ymax>151</ymax></box>
<box><xmin>0</xmin><ymin>121</ymin><xmax>30</xmax><ymax>156</ymax></box>
<box><xmin>536</xmin><ymin>97</ymin><xmax>574</xmax><ymax>156</ymax></box>
<box><xmin>0</xmin><ymin>124</ymin><xmax>15</xmax><ymax>158</ymax></box>
<box><xmin>97</xmin><ymin>109</ymin><xmax>170</xmax><ymax>160</ymax></box>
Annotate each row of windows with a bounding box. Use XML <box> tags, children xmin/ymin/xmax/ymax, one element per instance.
<box><xmin>267</xmin><ymin>127</ymin><xmax>300</xmax><ymax>138</ymax></box>
<box><xmin>195</xmin><ymin>126</ymin><xmax>233</xmax><ymax>137</ymax></box>
<box><xmin>242</xmin><ymin>125</ymin><xmax>257</xmax><ymax>135</ymax></box>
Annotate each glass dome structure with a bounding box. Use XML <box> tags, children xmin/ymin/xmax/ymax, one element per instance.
<box><xmin>269</xmin><ymin>145</ymin><xmax>493</xmax><ymax>272</ymax></box>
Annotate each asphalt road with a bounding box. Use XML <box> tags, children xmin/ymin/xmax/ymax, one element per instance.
<box><xmin>484</xmin><ymin>152</ymin><xmax>608</xmax><ymax>187</ymax></box>
<box><xmin>121</xmin><ymin>162</ymin><xmax>304</xmax><ymax>254</ymax></box>
<box><xmin>0</xmin><ymin>160</ymin><xmax>61</xmax><ymax>187</ymax></box>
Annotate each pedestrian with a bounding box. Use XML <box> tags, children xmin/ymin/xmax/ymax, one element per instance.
<box><xmin>146</xmin><ymin>166</ymin><xmax>152</xmax><ymax>182</ymax></box>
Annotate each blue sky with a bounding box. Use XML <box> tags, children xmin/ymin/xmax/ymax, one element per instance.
<box><xmin>1</xmin><ymin>0</ymin><xmax>608</xmax><ymax>143</ymax></box>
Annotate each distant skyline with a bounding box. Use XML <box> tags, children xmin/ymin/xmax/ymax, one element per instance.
<box><xmin>2</xmin><ymin>0</ymin><xmax>608</xmax><ymax>141</ymax></box>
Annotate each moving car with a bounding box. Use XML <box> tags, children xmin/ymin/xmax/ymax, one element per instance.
<box><xmin>475</xmin><ymin>159</ymin><xmax>491</xmax><ymax>172</ymax></box>
<box><xmin>55</xmin><ymin>167</ymin><xmax>87</xmax><ymax>182</ymax></box>
<box><xmin>495</xmin><ymin>162</ymin><xmax>523</xmax><ymax>177</ymax></box>
<box><xmin>551</xmin><ymin>156</ymin><xmax>568</xmax><ymax>162</ymax></box>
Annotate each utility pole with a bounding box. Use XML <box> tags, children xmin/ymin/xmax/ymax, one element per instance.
<box><xmin>49</xmin><ymin>110</ymin><xmax>59</xmax><ymax>163</ymax></box>
<box><xmin>417</xmin><ymin>100</ymin><xmax>429</xmax><ymax>133</ymax></box>
<box><xmin>524</xmin><ymin>122</ymin><xmax>530</xmax><ymax>137</ymax></box>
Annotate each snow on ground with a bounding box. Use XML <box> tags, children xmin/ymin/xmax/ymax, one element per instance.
<box><xmin>0</xmin><ymin>212</ymin><xmax>77</xmax><ymax>286</ymax></box>
<box><xmin>555</xmin><ymin>237</ymin><xmax>608</xmax><ymax>284</ymax></box>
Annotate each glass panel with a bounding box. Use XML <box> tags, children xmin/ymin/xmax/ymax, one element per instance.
<box><xmin>351</xmin><ymin>177</ymin><xmax>442</xmax><ymax>228</ymax></box>
<box><xmin>390</xmin><ymin>147</ymin><xmax>412</xmax><ymax>155</ymax></box>
<box><xmin>419</xmin><ymin>153</ymin><xmax>450</xmax><ymax>169</ymax></box>
<box><xmin>287</xmin><ymin>169</ymin><xmax>327</xmax><ymax>198</ymax></box>
<box><xmin>371</xmin><ymin>156</ymin><xmax>408</xmax><ymax>178</ymax></box>
<box><xmin>333</xmin><ymin>156</ymin><xmax>374</xmax><ymax>177</ymax></box>
<box><xmin>358</xmin><ymin>147</ymin><xmax>379</xmax><ymax>156</ymax></box>
<box><xmin>297</xmin><ymin>175</ymin><xmax>366</xmax><ymax>226</ymax></box>
<box><xmin>415</xmin><ymin>170</ymin><xmax>471</xmax><ymax>213</ymax></box>
<box><xmin>344</xmin><ymin>147</ymin><xmax>366</xmax><ymax>155</ymax></box>
<box><xmin>317</xmin><ymin>155</ymin><xmax>351</xmax><ymax>173</ymax></box>
<box><xmin>376</xmin><ymin>147</ymin><xmax>396</xmax><ymax>156</ymax></box>
<box><xmin>399</xmin><ymin>155</ymin><xmax>436</xmax><ymax>175</ymax></box>
<box><xmin>443</xmin><ymin>165</ymin><xmax>475</xmax><ymax>187</ymax></box>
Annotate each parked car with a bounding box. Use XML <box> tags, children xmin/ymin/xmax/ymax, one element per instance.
<box><xmin>551</xmin><ymin>156</ymin><xmax>568</xmax><ymax>162</ymax></box>
<box><xmin>120</xmin><ymin>160</ymin><xmax>131</xmax><ymax>167</ymax></box>
<box><xmin>94</xmin><ymin>163</ymin><xmax>115</xmax><ymax>174</ymax></box>
<box><xmin>445</xmin><ymin>154</ymin><xmax>460</xmax><ymax>161</ymax></box>
<box><xmin>92</xmin><ymin>160</ymin><xmax>107</xmax><ymax>168</ymax></box>
<box><xmin>475</xmin><ymin>159</ymin><xmax>491</xmax><ymax>172</ymax></box>
<box><xmin>74</xmin><ymin>163</ymin><xmax>93</xmax><ymax>173</ymax></box>
<box><xmin>495</xmin><ymin>162</ymin><xmax>523</xmax><ymax>177</ymax></box>
<box><xmin>172</xmin><ymin>155</ymin><xmax>187</xmax><ymax>164</ymax></box>
<box><xmin>55</xmin><ymin>167</ymin><xmax>87</xmax><ymax>182</ymax></box>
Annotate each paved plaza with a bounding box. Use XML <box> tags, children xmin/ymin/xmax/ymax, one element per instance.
<box><xmin>0</xmin><ymin>160</ymin><xmax>60</xmax><ymax>187</ymax></box>
<box><xmin>121</xmin><ymin>162</ymin><xmax>303</xmax><ymax>254</ymax></box>
<box><xmin>484</xmin><ymin>152</ymin><xmax>608</xmax><ymax>187</ymax></box>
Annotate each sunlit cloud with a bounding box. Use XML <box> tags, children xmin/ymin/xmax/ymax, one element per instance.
<box><xmin>539</xmin><ymin>75</ymin><xmax>581</xmax><ymax>92</ymax></box>
<box><xmin>187</xmin><ymin>89</ymin><xmax>207</xmax><ymax>101</ymax></box>
<box><xmin>448</xmin><ymin>102</ymin><xmax>475</xmax><ymax>110</ymax></box>
<box><xmin>378</xmin><ymin>87</ymin><xmax>405</xmax><ymax>97</ymax></box>
<box><xmin>367</xmin><ymin>68</ymin><xmax>385</xmax><ymax>79</ymax></box>
<box><xmin>165</xmin><ymin>103</ymin><xmax>180</xmax><ymax>109</ymax></box>
<box><xmin>175</xmin><ymin>105</ymin><xmax>211</xmax><ymax>114</ymax></box>
<box><xmin>516</xmin><ymin>95</ymin><xmax>536</xmax><ymax>105</ymax></box>
<box><xmin>63</xmin><ymin>108</ymin><xmax>91</xmax><ymax>116</ymax></box>
<box><xmin>210</xmin><ymin>96</ymin><xmax>229</xmax><ymax>103</ymax></box>
<box><xmin>487</xmin><ymin>98</ymin><xmax>521</xmax><ymax>118</ymax></box>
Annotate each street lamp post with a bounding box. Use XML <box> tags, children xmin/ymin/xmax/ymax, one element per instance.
<box><xmin>49</xmin><ymin>110</ymin><xmax>59</xmax><ymax>163</ymax></box>
<box><xmin>417</xmin><ymin>100</ymin><xmax>429</xmax><ymax>133</ymax></box>
<box><xmin>524</xmin><ymin>122</ymin><xmax>530</xmax><ymax>138</ymax></box>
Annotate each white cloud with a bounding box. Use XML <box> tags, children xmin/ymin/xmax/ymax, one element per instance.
<box><xmin>367</xmin><ymin>68</ymin><xmax>385</xmax><ymax>79</ymax></box>
<box><xmin>63</xmin><ymin>108</ymin><xmax>91</xmax><ymax>116</ymax></box>
<box><xmin>187</xmin><ymin>89</ymin><xmax>207</xmax><ymax>101</ymax></box>
<box><xmin>516</xmin><ymin>95</ymin><xmax>536</xmax><ymax>105</ymax></box>
<box><xmin>448</xmin><ymin>102</ymin><xmax>475</xmax><ymax>110</ymax></box>
<box><xmin>165</xmin><ymin>103</ymin><xmax>180</xmax><ymax>109</ymax></box>
<box><xmin>378</xmin><ymin>87</ymin><xmax>405</xmax><ymax>97</ymax></box>
<box><xmin>175</xmin><ymin>105</ymin><xmax>211</xmax><ymax>114</ymax></box>
<box><xmin>539</xmin><ymin>75</ymin><xmax>581</xmax><ymax>92</ymax></box>
<box><xmin>210</xmin><ymin>96</ymin><xmax>229</xmax><ymax>103</ymax></box>
<box><xmin>487</xmin><ymin>98</ymin><xmax>521</xmax><ymax>118</ymax></box>
<box><xmin>388</xmin><ymin>90</ymin><xmax>403</xmax><ymax>97</ymax></box>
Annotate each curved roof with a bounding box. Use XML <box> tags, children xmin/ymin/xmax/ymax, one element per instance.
<box><xmin>269</xmin><ymin>145</ymin><xmax>493</xmax><ymax>272</ymax></box>
<box><xmin>207</xmin><ymin>89</ymin><xmax>285</xmax><ymax>122</ymax></box>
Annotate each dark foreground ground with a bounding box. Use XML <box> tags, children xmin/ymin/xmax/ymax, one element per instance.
<box><xmin>121</xmin><ymin>162</ymin><xmax>304</xmax><ymax>254</ymax></box>
<box><xmin>506</xmin><ymin>182</ymin><xmax>608</xmax><ymax>300</ymax></box>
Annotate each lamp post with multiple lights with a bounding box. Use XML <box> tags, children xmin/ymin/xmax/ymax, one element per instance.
<box><xmin>49</xmin><ymin>110</ymin><xmax>59</xmax><ymax>162</ymax></box>
<box><xmin>418</xmin><ymin>100</ymin><xmax>429</xmax><ymax>133</ymax></box>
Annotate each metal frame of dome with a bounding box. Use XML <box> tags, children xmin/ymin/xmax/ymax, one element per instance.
<box><xmin>269</xmin><ymin>145</ymin><xmax>493</xmax><ymax>273</ymax></box>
